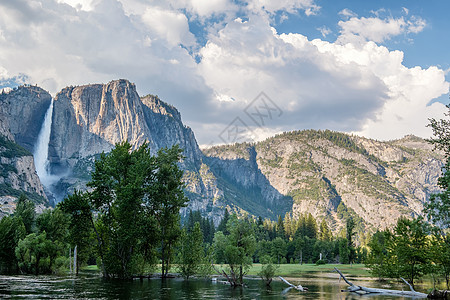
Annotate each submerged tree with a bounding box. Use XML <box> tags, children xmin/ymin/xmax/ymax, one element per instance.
<box><xmin>391</xmin><ymin>218</ymin><xmax>430</xmax><ymax>289</ymax></box>
<box><xmin>59</xmin><ymin>191</ymin><xmax>94</xmax><ymax>275</ymax></box>
<box><xmin>149</xmin><ymin>145</ymin><xmax>188</xmax><ymax>277</ymax></box>
<box><xmin>0</xmin><ymin>216</ymin><xmax>25</xmax><ymax>274</ymax></box>
<box><xmin>214</xmin><ymin>216</ymin><xmax>256</xmax><ymax>286</ymax></box>
<box><xmin>258</xmin><ymin>255</ymin><xmax>278</xmax><ymax>286</ymax></box>
<box><xmin>75</xmin><ymin>141</ymin><xmax>187</xmax><ymax>279</ymax></box>
<box><xmin>178</xmin><ymin>222</ymin><xmax>204</xmax><ymax>279</ymax></box>
<box><xmin>366</xmin><ymin>218</ymin><xmax>430</xmax><ymax>288</ymax></box>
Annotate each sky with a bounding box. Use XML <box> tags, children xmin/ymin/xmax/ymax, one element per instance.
<box><xmin>0</xmin><ymin>0</ymin><xmax>449</xmax><ymax>147</ymax></box>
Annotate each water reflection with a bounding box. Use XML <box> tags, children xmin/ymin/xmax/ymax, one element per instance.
<box><xmin>0</xmin><ymin>273</ymin><xmax>428</xmax><ymax>299</ymax></box>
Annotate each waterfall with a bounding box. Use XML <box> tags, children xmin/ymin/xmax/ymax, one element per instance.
<box><xmin>34</xmin><ymin>98</ymin><xmax>58</xmax><ymax>187</ymax></box>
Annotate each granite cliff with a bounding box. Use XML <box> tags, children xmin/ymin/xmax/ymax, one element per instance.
<box><xmin>49</xmin><ymin>79</ymin><xmax>201</xmax><ymax>172</ymax></box>
<box><xmin>0</xmin><ymin>87</ymin><xmax>49</xmax><ymax>217</ymax></box>
<box><xmin>0</xmin><ymin>81</ymin><xmax>444</xmax><ymax>234</ymax></box>
<box><xmin>203</xmin><ymin>131</ymin><xmax>443</xmax><ymax>232</ymax></box>
<box><xmin>0</xmin><ymin>85</ymin><xmax>52</xmax><ymax>152</ymax></box>
<box><xmin>47</xmin><ymin>80</ymin><xmax>207</xmax><ymax>202</ymax></box>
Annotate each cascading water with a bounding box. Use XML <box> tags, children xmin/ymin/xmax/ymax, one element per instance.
<box><xmin>33</xmin><ymin>98</ymin><xmax>58</xmax><ymax>188</ymax></box>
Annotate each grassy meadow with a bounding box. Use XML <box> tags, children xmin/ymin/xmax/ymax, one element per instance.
<box><xmin>246</xmin><ymin>263</ymin><xmax>370</xmax><ymax>278</ymax></box>
<box><xmin>82</xmin><ymin>263</ymin><xmax>371</xmax><ymax>278</ymax></box>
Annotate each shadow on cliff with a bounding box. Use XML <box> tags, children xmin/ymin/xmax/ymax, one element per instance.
<box><xmin>202</xmin><ymin>146</ymin><xmax>293</xmax><ymax>220</ymax></box>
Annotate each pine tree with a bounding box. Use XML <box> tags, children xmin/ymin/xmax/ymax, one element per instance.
<box><xmin>217</xmin><ymin>208</ymin><xmax>230</xmax><ymax>234</ymax></box>
<box><xmin>319</xmin><ymin>220</ymin><xmax>332</xmax><ymax>242</ymax></box>
<box><xmin>276</xmin><ymin>215</ymin><xmax>285</xmax><ymax>239</ymax></box>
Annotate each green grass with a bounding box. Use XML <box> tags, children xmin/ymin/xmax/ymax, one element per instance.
<box><xmin>247</xmin><ymin>263</ymin><xmax>371</xmax><ymax>278</ymax></box>
<box><xmin>80</xmin><ymin>263</ymin><xmax>371</xmax><ymax>279</ymax></box>
<box><xmin>81</xmin><ymin>265</ymin><xmax>100</xmax><ymax>271</ymax></box>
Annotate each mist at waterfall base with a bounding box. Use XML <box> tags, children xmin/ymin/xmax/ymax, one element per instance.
<box><xmin>33</xmin><ymin>99</ymin><xmax>62</xmax><ymax>204</ymax></box>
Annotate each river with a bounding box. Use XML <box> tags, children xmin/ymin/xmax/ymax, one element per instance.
<box><xmin>0</xmin><ymin>272</ymin><xmax>429</xmax><ymax>299</ymax></box>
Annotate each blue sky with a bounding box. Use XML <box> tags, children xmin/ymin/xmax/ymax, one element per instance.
<box><xmin>0</xmin><ymin>0</ymin><xmax>448</xmax><ymax>145</ymax></box>
<box><xmin>282</xmin><ymin>1</ymin><xmax>449</xmax><ymax>69</ymax></box>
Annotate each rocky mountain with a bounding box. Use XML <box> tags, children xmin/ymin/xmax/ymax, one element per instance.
<box><xmin>203</xmin><ymin>131</ymin><xmax>443</xmax><ymax>232</ymax></box>
<box><xmin>0</xmin><ymin>80</ymin><xmax>444</xmax><ymax>235</ymax></box>
<box><xmin>47</xmin><ymin>80</ymin><xmax>208</xmax><ymax>204</ymax></box>
<box><xmin>0</xmin><ymin>85</ymin><xmax>52</xmax><ymax>152</ymax></box>
<box><xmin>0</xmin><ymin>86</ymin><xmax>49</xmax><ymax>217</ymax></box>
<box><xmin>49</xmin><ymin>79</ymin><xmax>201</xmax><ymax>172</ymax></box>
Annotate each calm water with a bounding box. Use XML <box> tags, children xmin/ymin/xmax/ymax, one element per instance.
<box><xmin>0</xmin><ymin>272</ymin><xmax>428</xmax><ymax>299</ymax></box>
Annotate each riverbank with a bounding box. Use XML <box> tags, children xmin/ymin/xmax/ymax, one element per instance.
<box><xmin>81</xmin><ymin>263</ymin><xmax>447</xmax><ymax>291</ymax></box>
<box><xmin>247</xmin><ymin>263</ymin><xmax>371</xmax><ymax>278</ymax></box>
<box><xmin>82</xmin><ymin>263</ymin><xmax>371</xmax><ymax>279</ymax></box>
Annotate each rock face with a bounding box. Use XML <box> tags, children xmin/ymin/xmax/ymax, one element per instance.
<box><xmin>49</xmin><ymin>80</ymin><xmax>201</xmax><ymax>173</ymax></box>
<box><xmin>200</xmin><ymin>144</ymin><xmax>293</xmax><ymax>219</ymax></box>
<box><xmin>0</xmin><ymin>86</ymin><xmax>52</xmax><ymax>152</ymax></box>
<box><xmin>0</xmin><ymin>87</ymin><xmax>48</xmax><ymax>214</ymax></box>
<box><xmin>0</xmin><ymin>132</ymin><xmax>48</xmax><ymax>218</ymax></box>
<box><xmin>203</xmin><ymin>130</ymin><xmax>444</xmax><ymax>233</ymax></box>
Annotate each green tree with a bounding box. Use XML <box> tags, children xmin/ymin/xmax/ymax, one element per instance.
<box><xmin>295</xmin><ymin>213</ymin><xmax>317</xmax><ymax>239</ymax></box>
<box><xmin>213</xmin><ymin>216</ymin><xmax>256</xmax><ymax>286</ymax></box>
<box><xmin>35</xmin><ymin>208</ymin><xmax>69</xmax><ymax>272</ymax></box>
<box><xmin>430</xmin><ymin>232</ymin><xmax>450</xmax><ymax>289</ymax></box>
<box><xmin>425</xmin><ymin>104</ymin><xmax>450</xmax><ymax>289</ymax></box>
<box><xmin>15</xmin><ymin>232</ymin><xmax>54</xmax><ymax>275</ymax></box>
<box><xmin>276</xmin><ymin>215</ymin><xmax>285</xmax><ymax>239</ymax></box>
<box><xmin>149</xmin><ymin>145</ymin><xmax>188</xmax><ymax>277</ymax></box>
<box><xmin>0</xmin><ymin>216</ymin><xmax>25</xmax><ymax>273</ymax></box>
<box><xmin>217</xmin><ymin>208</ymin><xmax>230</xmax><ymax>234</ymax></box>
<box><xmin>14</xmin><ymin>194</ymin><xmax>35</xmax><ymax>234</ymax></box>
<box><xmin>178</xmin><ymin>222</ymin><xmax>204</xmax><ymax>279</ymax></box>
<box><xmin>366</xmin><ymin>230</ymin><xmax>395</xmax><ymax>279</ymax></box>
<box><xmin>271</xmin><ymin>237</ymin><xmax>287</xmax><ymax>264</ymax></box>
<box><xmin>88</xmin><ymin>141</ymin><xmax>158</xmax><ymax>278</ymax></box>
<box><xmin>305</xmin><ymin>213</ymin><xmax>318</xmax><ymax>239</ymax></box>
<box><xmin>258</xmin><ymin>255</ymin><xmax>278</xmax><ymax>286</ymax></box>
<box><xmin>338</xmin><ymin>237</ymin><xmax>350</xmax><ymax>264</ymax></box>
<box><xmin>313</xmin><ymin>239</ymin><xmax>334</xmax><ymax>263</ymax></box>
<box><xmin>426</xmin><ymin>106</ymin><xmax>450</xmax><ymax>230</ymax></box>
<box><xmin>391</xmin><ymin>217</ymin><xmax>430</xmax><ymax>289</ymax></box>
<box><xmin>36</xmin><ymin>208</ymin><xmax>68</xmax><ymax>243</ymax></box>
<box><xmin>346</xmin><ymin>218</ymin><xmax>356</xmax><ymax>264</ymax></box>
<box><xmin>318</xmin><ymin>220</ymin><xmax>332</xmax><ymax>242</ymax></box>
<box><xmin>59</xmin><ymin>191</ymin><xmax>94</xmax><ymax>275</ymax></box>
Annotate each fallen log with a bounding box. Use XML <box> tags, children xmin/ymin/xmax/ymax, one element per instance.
<box><xmin>279</xmin><ymin>276</ymin><xmax>308</xmax><ymax>292</ymax></box>
<box><xmin>334</xmin><ymin>267</ymin><xmax>427</xmax><ymax>298</ymax></box>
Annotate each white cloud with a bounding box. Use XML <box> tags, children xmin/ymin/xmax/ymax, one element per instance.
<box><xmin>247</xmin><ymin>0</ymin><xmax>320</xmax><ymax>15</ymax></box>
<box><xmin>311</xmin><ymin>40</ymin><xmax>448</xmax><ymax>139</ymax></box>
<box><xmin>198</xmin><ymin>17</ymin><xmax>388</xmax><ymax>142</ymax></box>
<box><xmin>407</xmin><ymin>16</ymin><xmax>427</xmax><ymax>33</ymax></box>
<box><xmin>337</xmin><ymin>14</ymin><xmax>427</xmax><ymax>44</ymax></box>
<box><xmin>0</xmin><ymin>0</ymin><xmax>205</xmax><ymax>94</ymax></box>
<box><xmin>0</xmin><ymin>0</ymin><xmax>446</xmax><ymax>146</ymax></box>
<box><xmin>140</xmin><ymin>7</ymin><xmax>196</xmax><ymax>47</ymax></box>
<box><xmin>198</xmin><ymin>16</ymin><xmax>448</xmax><ymax>143</ymax></box>
<box><xmin>179</xmin><ymin>0</ymin><xmax>235</xmax><ymax>18</ymax></box>
<box><xmin>57</xmin><ymin>0</ymin><xmax>94</xmax><ymax>11</ymax></box>
<box><xmin>339</xmin><ymin>8</ymin><xmax>357</xmax><ymax>18</ymax></box>
<box><xmin>317</xmin><ymin>26</ymin><xmax>332</xmax><ymax>38</ymax></box>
